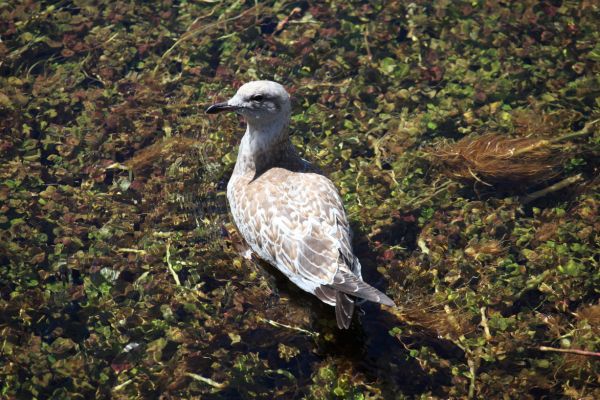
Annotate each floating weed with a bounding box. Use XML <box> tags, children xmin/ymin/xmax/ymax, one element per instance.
<box><xmin>431</xmin><ymin>119</ymin><xmax>599</xmax><ymax>188</ymax></box>
<box><xmin>433</xmin><ymin>133</ymin><xmax>566</xmax><ymax>186</ymax></box>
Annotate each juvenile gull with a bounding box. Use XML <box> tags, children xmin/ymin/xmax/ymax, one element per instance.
<box><xmin>206</xmin><ymin>80</ymin><xmax>395</xmax><ymax>329</ymax></box>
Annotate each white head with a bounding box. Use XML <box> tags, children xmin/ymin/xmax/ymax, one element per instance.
<box><xmin>206</xmin><ymin>80</ymin><xmax>291</xmax><ymax>127</ymax></box>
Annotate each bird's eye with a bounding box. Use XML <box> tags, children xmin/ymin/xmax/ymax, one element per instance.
<box><xmin>250</xmin><ymin>94</ymin><xmax>264</xmax><ymax>102</ymax></box>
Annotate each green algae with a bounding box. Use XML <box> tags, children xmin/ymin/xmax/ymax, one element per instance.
<box><xmin>1</xmin><ymin>0</ymin><xmax>599</xmax><ymax>398</ymax></box>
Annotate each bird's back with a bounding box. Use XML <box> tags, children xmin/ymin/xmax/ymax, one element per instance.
<box><xmin>227</xmin><ymin>164</ymin><xmax>354</xmax><ymax>290</ymax></box>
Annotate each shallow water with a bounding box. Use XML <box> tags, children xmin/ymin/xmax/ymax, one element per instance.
<box><xmin>1</xmin><ymin>1</ymin><xmax>599</xmax><ymax>398</ymax></box>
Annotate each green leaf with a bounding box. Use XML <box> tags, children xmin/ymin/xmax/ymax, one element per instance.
<box><xmin>379</xmin><ymin>57</ymin><xmax>396</xmax><ymax>75</ymax></box>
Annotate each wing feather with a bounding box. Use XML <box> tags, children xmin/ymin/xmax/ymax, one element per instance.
<box><xmin>335</xmin><ymin>291</ymin><xmax>354</xmax><ymax>329</ymax></box>
<box><xmin>331</xmin><ymin>270</ymin><xmax>395</xmax><ymax>306</ymax></box>
<box><xmin>256</xmin><ymin>171</ymin><xmax>351</xmax><ymax>285</ymax></box>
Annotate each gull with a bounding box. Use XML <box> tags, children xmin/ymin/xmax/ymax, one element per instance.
<box><xmin>206</xmin><ymin>80</ymin><xmax>395</xmax><ymax>329</ymax></box>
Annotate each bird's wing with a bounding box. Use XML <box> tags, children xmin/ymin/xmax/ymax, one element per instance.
<box><xmin>235</xmin><ymin>168</ymin><xmax>396</xmax><ymax>310</ymax></box>
<box><xmin>242</xmin><ymin>169</ymin><xmax>353</xmax><ymax>286</ymax></box>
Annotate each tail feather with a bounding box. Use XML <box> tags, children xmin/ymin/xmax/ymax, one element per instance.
<box><xmin>331</xmin><ymin>270</ymin><xmax>396</xmax><ymax>307</ymax></box>
<box><xmin>335</xmin><ymin>291</ymin><xmax>354</xmax><ymax>329</ymax></box>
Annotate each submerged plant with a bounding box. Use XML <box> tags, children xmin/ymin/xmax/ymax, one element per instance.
<box><xmin>432</xmin><ymin>120</ymin><xmax>598</xmax><ymax>187</ymax></box>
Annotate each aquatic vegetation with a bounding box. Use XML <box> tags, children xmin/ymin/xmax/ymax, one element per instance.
<box><xmin>432</xmin><ymin>118</ymin><xmax>598</xmax><ymax>187</ymax></box>
<box><xmin>0</xmin><ymin>0</ymin><xmax>599</xmax><ymax>398</ymax></box>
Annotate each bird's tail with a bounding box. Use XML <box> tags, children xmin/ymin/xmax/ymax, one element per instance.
<box><xmin>335</xmin><ymin>291</ymin><xmax>355</xmax><ymax>329</ymax></box>
<box><xmin>331</xmin><ymin>270</ymin><xmax>396</xmax><ymax>307</ymax></box>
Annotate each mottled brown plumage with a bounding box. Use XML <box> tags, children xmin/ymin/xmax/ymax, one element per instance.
<box><xmin>207</xmin><ymin>81</ymin><xmax>395</xmax><ymax>329</ymax></box>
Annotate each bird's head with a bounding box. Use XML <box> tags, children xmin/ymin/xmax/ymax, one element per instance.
<box><xmin>206</xmin><ymin>80</ymin><xmax>291</xmax><ymax>126</ymax></box>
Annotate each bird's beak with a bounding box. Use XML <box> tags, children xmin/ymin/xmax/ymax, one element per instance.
<box><xmin>205</xmin><ymin>101</ymin><xmax>237</xmax><ymax>114</ymax></box>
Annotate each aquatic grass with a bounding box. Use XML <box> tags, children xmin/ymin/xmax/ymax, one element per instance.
<box><xmin>432</xmin><ymin>119</ymin><xmax>599</xmax><ymax>187</ymax></box>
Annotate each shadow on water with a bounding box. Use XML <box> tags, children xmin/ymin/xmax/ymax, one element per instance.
<box><xmin>243</xmin><ymin>241</ymin><xmax>455</xmax><ymax>397</ymax></box>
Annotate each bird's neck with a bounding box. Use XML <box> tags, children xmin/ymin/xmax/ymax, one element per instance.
<box><xmin>233</xmin><ymin>118</ymin><xmax>298</xmax><ymax>176</ymax></box>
